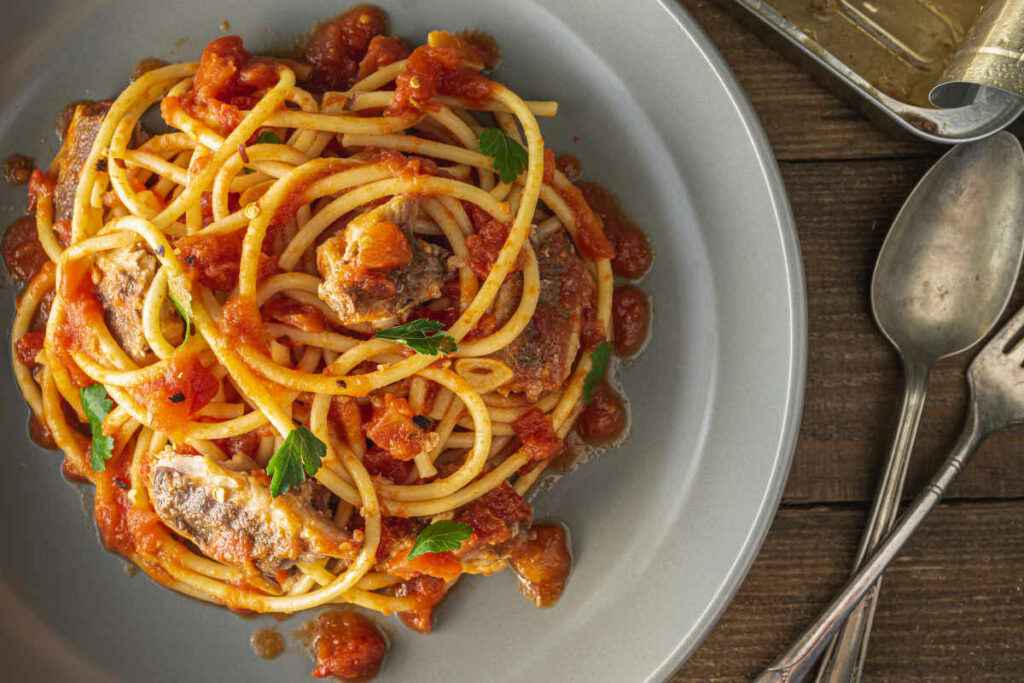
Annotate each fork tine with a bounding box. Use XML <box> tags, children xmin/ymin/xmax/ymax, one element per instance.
<box><xmin>989</xmin><ymin>302</ymin><xmax>1024</xmax><ymax>355</ymax></box>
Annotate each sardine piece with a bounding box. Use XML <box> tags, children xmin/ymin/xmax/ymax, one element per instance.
<box><xmin>148</xmin><ymin>451</ymin><xmax>354</xmax><ymax>576</ymax></box>
<box><xmin>317</xmin><ymin>196</ymin><xmax>450</xmax><ymax>329</ymax></box>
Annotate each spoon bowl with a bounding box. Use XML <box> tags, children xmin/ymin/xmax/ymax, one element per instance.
<box><xmin>872</xmin><ymin>133</ymin><xmax>1024</xmax><ymax>363</ymax></box>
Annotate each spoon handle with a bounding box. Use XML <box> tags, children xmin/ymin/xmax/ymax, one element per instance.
<box><xmin>815</xmin><ymin>361</ymin><xmax>930</xmax><ymax>683</ymax></box>
<box><xmin>754</xmin><ymin>415</ymin><xmax>985</xmax><ymax>683</ymax></box>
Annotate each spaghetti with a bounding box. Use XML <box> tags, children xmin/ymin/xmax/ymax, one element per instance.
<box><xmin>3</xmin><ymin>5</ymin><xmax>652</xmax><ymax>678</ymax></box>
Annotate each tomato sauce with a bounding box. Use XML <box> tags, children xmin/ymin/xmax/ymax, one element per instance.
<box><xmin>305</xmin><ymin>610</ymin><xmax>387</xmax><ymax>681</ymax></box>
<box><xmin>361</xmin><ymin>446</ymin><xmax>415</xmax><ymax>484</ymax></box>
<box><xmin>305</xmin><ymin>5</ymin><xmax>389</xmax><ymax>92</ymax></box>
<box><xmin>2</xmin><ymin>216</ymin><xmax>48</xmax><ymax>283</ymax></box>
<box><xmin>578</xmin><ymin>182</ymin><xmax>652</xmax><ymax>279</ymax></box>
<box><xmin>94</xmin><ymin>447</ymin><xmax>166</xmax><ymax>558</ymax></box>
<box><xmin>611</xmin><ymin>285</ymin><xmax>650</xmax><ymax>357</ymax></box>
<box><xmin>53</xmin><ymin>259</ymin><xmax>105</xmax><ymax>387</ymax></box>
<box><xmin>576</xmin><ymin>381</ymin><xmax>627</xmax><ymax>446</ymax></box>
<box><xmin>388</xmin><ymin>45</ymin><xmax>495</xmax><ymax>116</ymax></box>
<box><xmin>221</xmin><ymin>295</ymin><xmax>268</xmax><ymax>351</ymax></box>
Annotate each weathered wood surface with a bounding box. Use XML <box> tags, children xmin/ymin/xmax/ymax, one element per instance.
<box><xmin>672</xmin><ymin>0</ymin><xmax>1024</xmax><ymax>679</ymax></box>
<box><xmin>675</xmin><ymin>502</ymin><xmax>1024</xmax><ymax>681</ymax></box>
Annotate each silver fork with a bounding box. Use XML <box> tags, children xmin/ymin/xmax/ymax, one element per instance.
<box><xmin>755</xmin><ymin>300</ymin><xmax>1024</xmax><ymax>682</ymax></box>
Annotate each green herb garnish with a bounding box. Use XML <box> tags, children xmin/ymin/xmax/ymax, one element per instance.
<box><xmin>81</xmin><ymin>384</ymin><xmax>115</xmax><ymax>471</ymax></box>
<box><xmin>375</xmin><ymin>319</ymin><xmax>457</xmax><ymax>356</ymax></box>
<box><xmin>168</xmin><ymin>290</ymin><xmax>192</xmax><ymax>345</ymax></box>
<box><xmin>478</xmin><ymin>128</ymin><xmax>528</xmax><ymax>183</ymax></box>
<box><xmin>266</xmin><ymin>427</ymin><xmax>325</xmax><ymax>497</ymax></box>
<box><xmin>408</xmin><ymin>520</ymin><xmax>473</xmax><ymax>559</ymax></box>
<box><xmin>257</xmin><ymin>131</ymin><xmax>282</xmax><ymax>145</ymax></box>
<box><xmin>582</xmin><ymin>341</ymin><xmax>612</xmax><ymax>404</ymax></box>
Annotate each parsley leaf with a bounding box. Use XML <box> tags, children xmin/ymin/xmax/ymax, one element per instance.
<box><xmin>81</xmin><ymin>384</ymin><xmax>115</xmax><ymax>471</ymax></box>
<box><xmin>266</xmin><ymin>427</ymin><xmax>326</xmax><ymax>497</ymax></box>
<box><xmin>168</xmin><ymin>290</ymin><xmax>192</xmax><ymax>345</ymax></box>
<box><xmin>582</xmin><ymin>341</ymin><xmax>612</xmax><ymax>404</ymax></box>
<box><xmin>375</xmin><ymin>319</ymin><xmax>457</xmax><ymax>356</ymax></box>
<box><xmin>478</xmin><ymin>128</ymin><xmax>528</xmax><ymax>183</ymax></box>
<box><xmin>257</xmin><ymin>131</ymin><xmax>282</xmax><ymax>145</ymax></box>
<box><xmin>408</xmin><ymin>520</ymin><xmax>473</xmax><ymax>559</ymax></box>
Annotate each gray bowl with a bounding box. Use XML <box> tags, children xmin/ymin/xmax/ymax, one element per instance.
<box><xmin>0</xmin><ymin>1</ymin><xmax>805</xmax><ymax>681</ymax></box>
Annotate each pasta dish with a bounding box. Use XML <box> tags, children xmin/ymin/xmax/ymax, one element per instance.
<box><xmin>2</xmin><ymin>5</ymin><xmax>652</xmax><ymax>679</ymax></box>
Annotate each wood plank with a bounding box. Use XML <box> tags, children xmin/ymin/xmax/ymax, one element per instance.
<box><xmin>676</xmin><ymin>0</ymin><xmax>941</xmax><ymax>161</ymax></box>
<box><xmin>782</xmin><ymin>157</ymin><xmax>1024</xmax><ymax>503</ymax></box>
<box><xmin>673</xmin><ymin>501</ymin><xmax>1024</xmax><ymax>681</ymax></box>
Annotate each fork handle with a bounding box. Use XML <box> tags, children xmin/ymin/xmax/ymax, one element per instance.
<box><xmin>754</xmin><ymin>409</ymin><xmax>985</xmax><ymax>683</ymax></box>
<box><xmin>815</xmin><ymin>360</ymin><xmax>931</xmax><ymax>683</ymax></box>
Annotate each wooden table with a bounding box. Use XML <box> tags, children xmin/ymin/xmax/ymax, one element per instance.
<box><xmin>672</xmin><ymin>2</ymin><xmax>1024</xmax><ymax>680</ymax></box>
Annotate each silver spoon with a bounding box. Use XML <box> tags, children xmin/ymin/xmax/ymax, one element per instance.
<box><xmin>762</xmin><ymin>131</ymin><xmax>1024</xmax><ymax>683</ymax></box>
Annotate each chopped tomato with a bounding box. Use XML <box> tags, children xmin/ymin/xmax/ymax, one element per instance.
<box><xmin>375</xmin><ymin>515</ymin><xmax>420</xmax><ymax>566</ymax></box>
<box><xmin>357</xmin><ymin>35</ymin><xmax>410</xmax><ymax>81</ymax></box>
<box><xmin>15</xmin><ymin>330</ymin><xmax>45</xmax><ymax>367</ymax></box>
<box><xmin>463</xmin><ymin>202</ymin><xmax>512</xmax><ymax>280</ymax></box>
<box><xmin>263</xmin><ymin>294</ymin><xmax>327</xmax><ymax>333</ymax></box>
<box><xmin>507</xmin><ymin>524</ymin><xmax>572</xmax><ymax>608</ymax></box>
<box><xmin>579</xmin><ymin>181</ymin><xmax>651</xmax><ymax>277</ymax></box>
<box><xmin>557</xmin><ymin>181</ymin><xmax>615</xmax><ymax>260</ymax></box>
<box><xmin>126</xmin><ymin>351</ymin><xmax>219</xmax><ymax>436</ymax></box>
<box><xmin>362</xmin><ymin>445</ymin><xmax>415</xmax><ymax>484</ymax></box>
<box><xmin>454</xmin><ymin>482</ymin><xmax>532</xmax><ymax>552</ymax></box>
<box><xmin>405</xmin><ymin>551</ymin><xmax>462</xmax><ymax>582</ymax></box>
<box><xmin>427</xmin><ymin>30</ymin><xmax>500</xmax><ymax>70</ymax></box>
<box><xmin>306</xmin><ymin>5</ymin><xmax>389</xmax><ymax>91</ymax></box>
<box><xmin>308</xmin><ymin>610</ymin><xmax>387</xmax><ymax>681</ymax></box>
<box><xmin>163</xmin><ymin>36</ymin><xmax>279</xmax><ymax>136</ymax></box>
<box><xmin>388</xmin><ymin>45</ymin><xmax>495</xmax><ymax>116</ymax></box>
<box><xmin>2</xmin><ymin>216</ymin><xmax>49</xmax><ymax>283</ymax></box>
<box><xmin>577</xmin><ymin>380</ymin><xmax>627</xmax><ymax>445</ymax></box>
<box><xmin>354</xmin><ymin>220</ymin><xmax>412</xmax><ymax>271</ymax></box>
<box><xmin>365</xmin><ymin>394</ymin><xmax>432</xmax><ymax>461</ymax></box>
<box><xmin>175</xmin><ymin>230</ymin><xmax>275</xmax><ymax>291</ymax></box>
<box><xmin>512</xmin><ymin>409</ymin><xmax>563</xmax><ymax>462</ymax></box>
<box><xmin>612</xmin><ymin>285</ymin><xmax>650</xmax><ymax>357</ymax></box>
<box><xmin>395</xmin><ymin>575</ymin><xmax>448</xmax><ymax>633</ymax></box>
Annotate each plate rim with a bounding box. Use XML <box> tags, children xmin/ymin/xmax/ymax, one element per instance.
<box><xmin>649</xmin><ymin>1</ymin><xmax>807</xmax><ymax>679</ymax></box>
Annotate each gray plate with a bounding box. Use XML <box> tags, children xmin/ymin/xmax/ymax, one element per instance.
<box><xmin>0</xmin><ymin>1</ymin><xmax>805</xmax><ymax>681</ymax></box>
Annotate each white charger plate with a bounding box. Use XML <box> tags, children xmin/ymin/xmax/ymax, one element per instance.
<box><xmin>0</xmin><ymin>1</ymin><xmax>805</xmax><ymax>681</ymax></box>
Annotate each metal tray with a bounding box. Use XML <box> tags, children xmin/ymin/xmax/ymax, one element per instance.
<box><xmin>728</xmin><ymin>0</ymin><xmax>1024</xmax><ymax>144</ymax></box>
